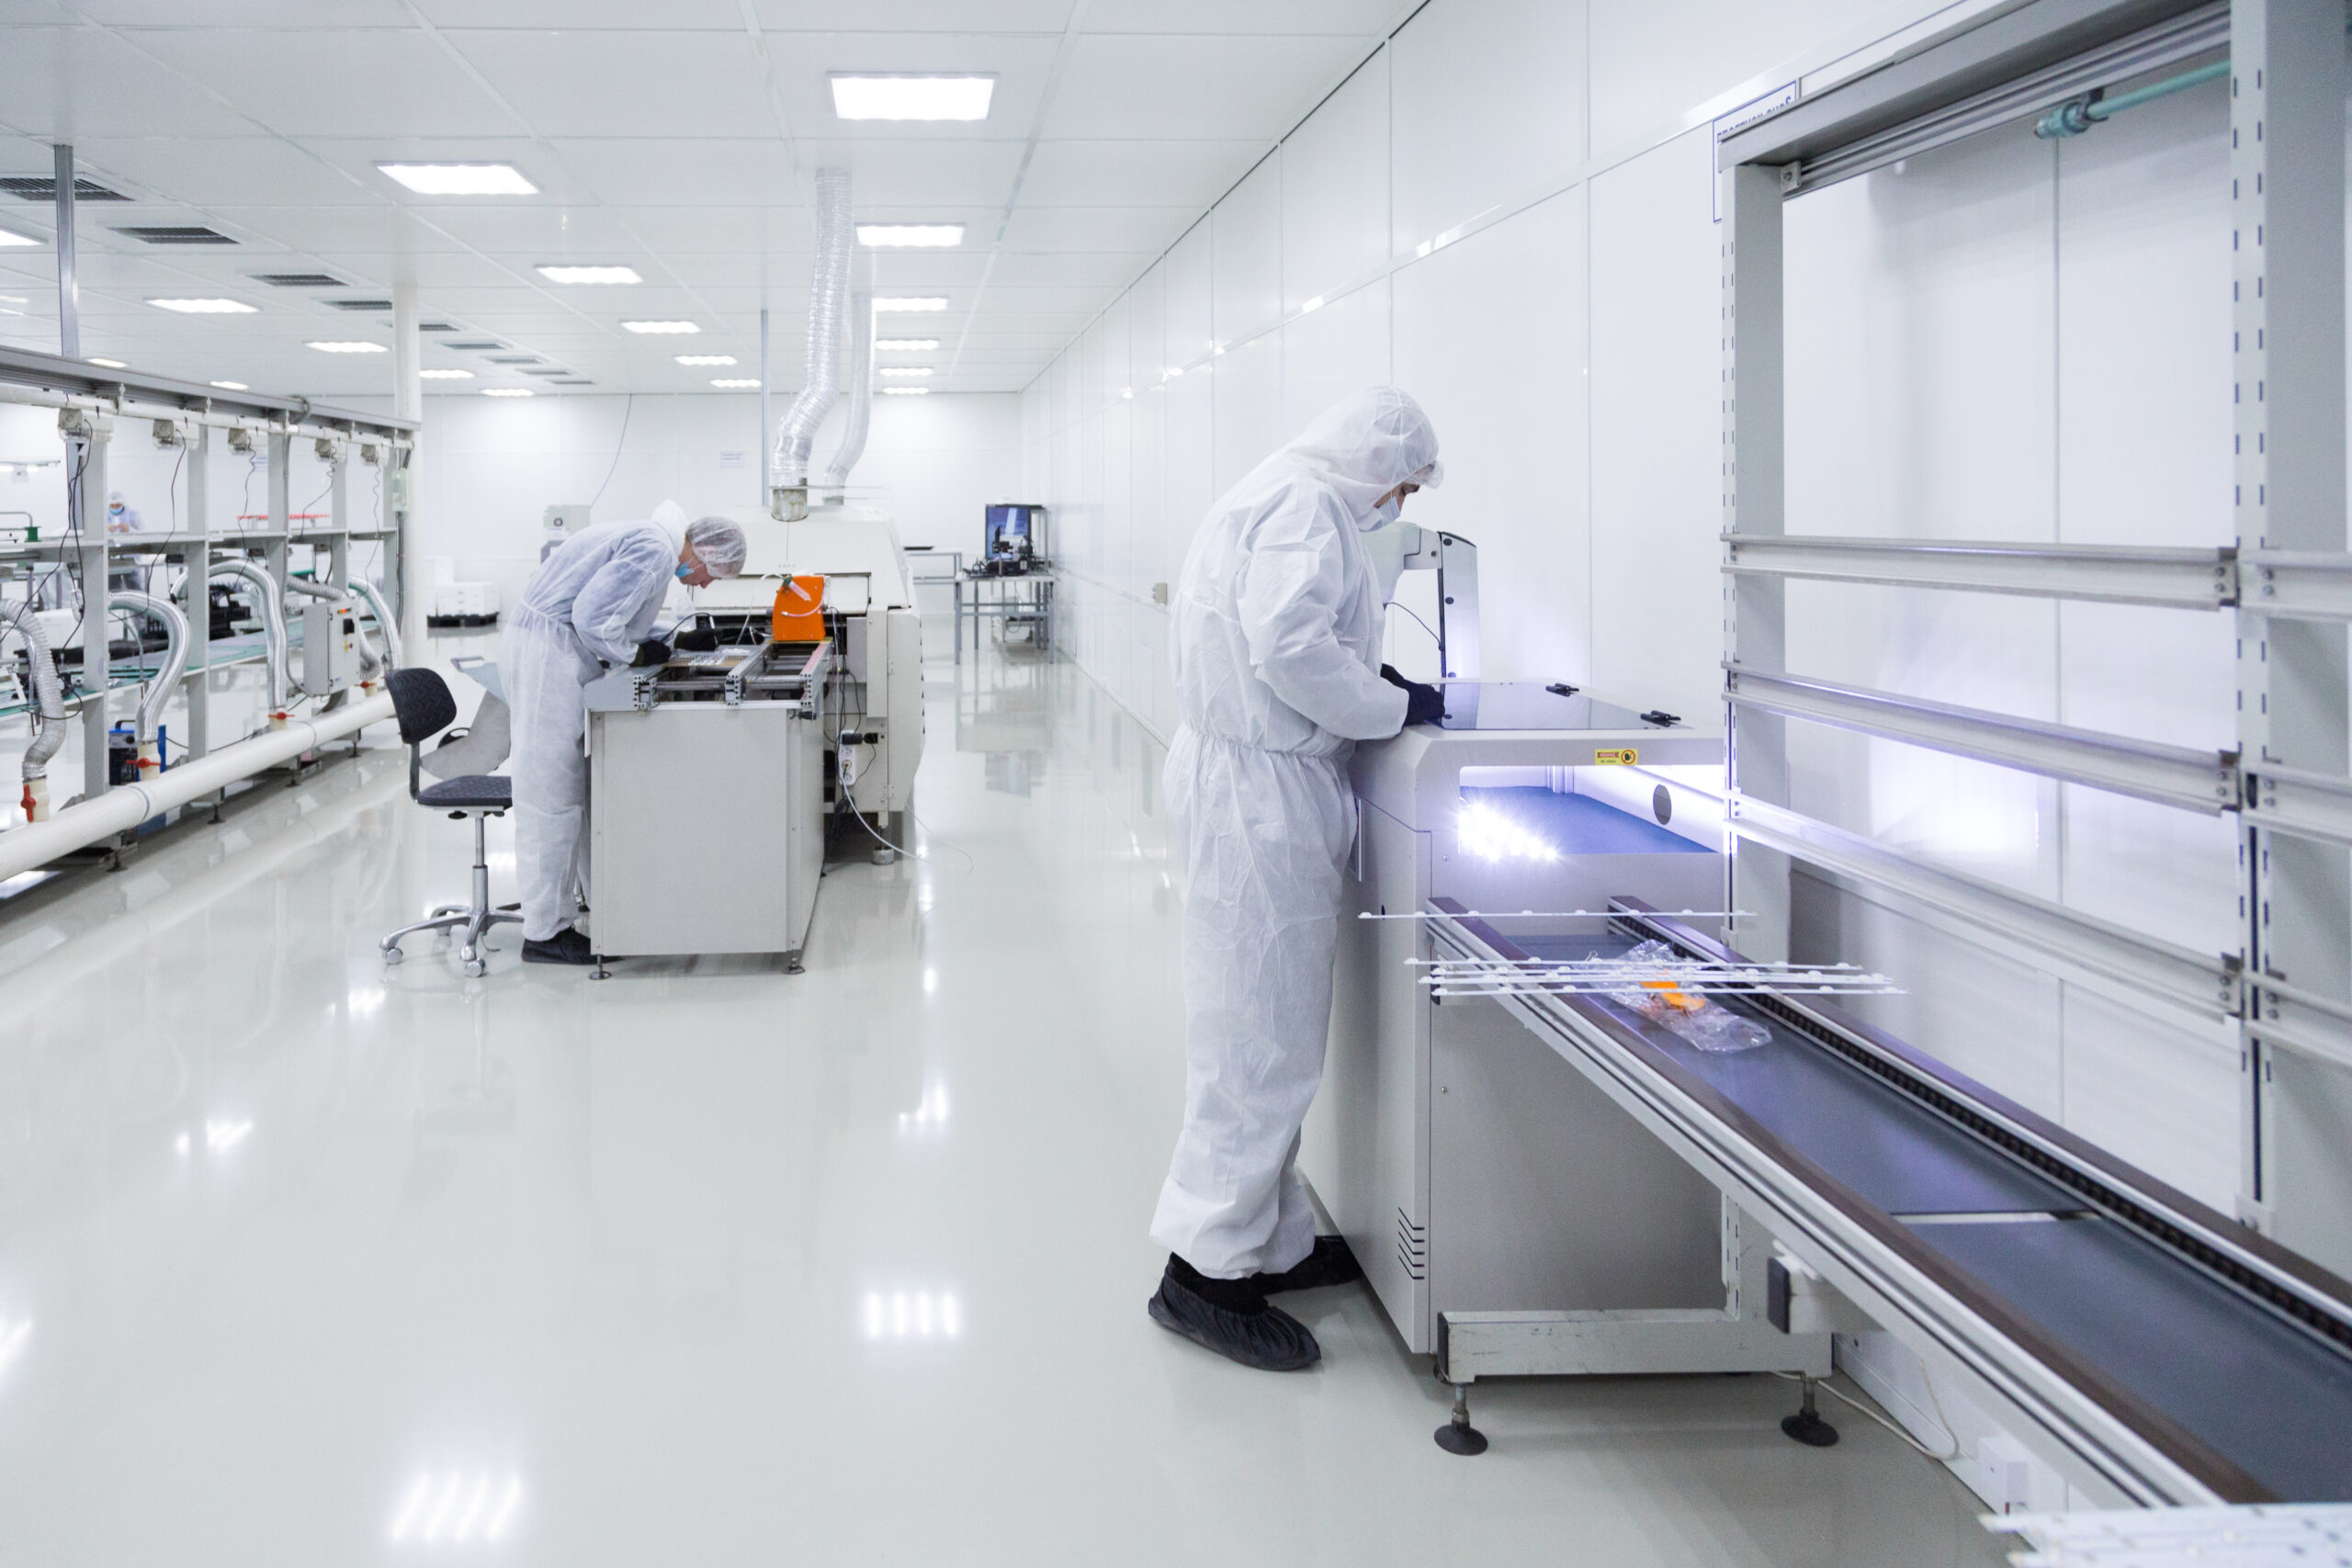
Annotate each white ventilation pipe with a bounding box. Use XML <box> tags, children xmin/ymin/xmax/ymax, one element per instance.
<box><xmin>772</xmin><ymin>167</ymin><xmax>853</xmax><ymax>503</ymax></box>
<box><xmin>210</xmin><ymin>559</ymin><xmax>288</xmax><ymax>716</ymax></box>
<box><xmin>822</xmin><ymin>288</ymin><xmax>874</xmax><ymax>491</ymax></box>
<box><xmin>107</xmin><ymin>590</ymin><xmax>189</xmax><ymax>770</ymax></box>
<box><xmin>8</xmin><ymin>600</ymin><xmax>68</xmax><ymax>820</ymax></box>
<box><xmin>0</xmin><ymin>689</ymin><xmax>392</xmax><ymax>881</ymax></box>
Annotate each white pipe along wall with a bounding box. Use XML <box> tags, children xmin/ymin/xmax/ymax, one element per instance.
<box><xmin>0</xmin><ymin>692</ymin><xmax>393</xmax><ymax>881</ymax></box>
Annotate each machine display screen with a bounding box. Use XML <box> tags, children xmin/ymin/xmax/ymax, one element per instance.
<box><xmin>985</xmin><ymin>503</ymin><xmax>1042</xmax><ymax>559</ymax></box>
<box><xmin>1432</xmin><ymin>681</ymin><xmax>1673</xmax><ymax>731</ymax></box>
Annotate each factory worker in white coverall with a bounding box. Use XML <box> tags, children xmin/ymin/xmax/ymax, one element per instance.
<box><xmin>503</xmin><ymin>505</ymin><xmax>749</xmax><ymax>964</ymax></box>
<box><xmin>1148</xmin><ymin>387</ymin><xmax>1445</xmax><ymax>1371</ymax></box>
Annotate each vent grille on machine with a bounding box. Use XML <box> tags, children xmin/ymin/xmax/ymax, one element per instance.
<box><xmin>1</xmin><ymin>176</ymin><xmax>129</xmax><ymax>201</ymax></box>
<box><xmin>114</xmin><ymin>225</ymin><xmax>235</xmax><ymax>244</ymax></box>
<box><xmin>251</xmin><ymin>272</ymin><xmax>345</xmax><ymax>288</ymax></box>
<box><xmin>1395</xmin><ymin>1208</ymin><xmax>1428</xmax><ymax>1281</ymax></box>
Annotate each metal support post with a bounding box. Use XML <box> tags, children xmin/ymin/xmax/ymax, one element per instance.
<box><xmin>70</xmin><ymin>417</ymin><xmax>110</xmax><ymax>802</ymax></box>
<box><xmin>1724</xmin><ymin>161</ymin><xmax>1791</xmax><ymax>961</ymax></box>
<box><xmin>2233</xmin><ymin>0</ymin><xmax>2352</xmax><ymax>1272</ymax></box>
<box><xmin>184</xmin><ymin>423</ymin><xmax>211</xmax><ymax>761</ymax></box>
<box><xmin>52</xmin><ymin>144</ymin><xmax>76</xmax><ymax>361</ymax></box>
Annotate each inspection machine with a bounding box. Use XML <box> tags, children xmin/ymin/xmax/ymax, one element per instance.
<box><xmin>582</xmin><ymin>638</ymin><xmax>829</xmax><ymax>971</ymax></box>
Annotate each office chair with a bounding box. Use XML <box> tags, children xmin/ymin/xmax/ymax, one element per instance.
<box><xmin>379</xmin><ymin>666</ymin><xmax>521</xmax><ymax>978</ymax></box>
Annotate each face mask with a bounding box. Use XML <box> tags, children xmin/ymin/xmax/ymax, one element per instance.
<box><xmin>1368</xmin><ymin>494</ymin><xmax>1402</xmax><ymax>529</ymax></box>
<box><xmin>674</xmin><ymin>563</ymin><xmax>695</xmax><ymax>581</ymax></box>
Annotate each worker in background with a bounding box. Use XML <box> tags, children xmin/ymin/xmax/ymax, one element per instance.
<box><xmin>106</xmin><ymin>491</ymin><xmax>149</xmax><ymax>593</ymax></box>
<box><xmin>1148</xmin><ymin>386</ymin><xmax>1445</xmax><ymax>1371</ymax></box>
<box><xmin>503</xmin><ymin>503</ymin><xmax>749</xmax><ymax>964</ymax></box>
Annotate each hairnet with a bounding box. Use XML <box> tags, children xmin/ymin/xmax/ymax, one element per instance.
<box><xmin>1271</xmin><ymin>387</ymin><xmax>1443</xmax><ymax>522</ymax></box>
<box><xmin>685</xmin><ymin>515</ymin><xmax>749</xmax><ymax>577</ymax></box>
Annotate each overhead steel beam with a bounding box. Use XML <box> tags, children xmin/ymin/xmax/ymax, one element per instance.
<box><xmin>2244</xmin><ymin>761</ymin><xmax>2352</xmax><ymax>851</ymax></box>
<box><xmin>1724</xmin><ymin>534</ymin><xmax>2235</xmax><ymax>610</ymax></box>
<box><xmin>0</xmin><ymin>345</ymin><xmax>415</xmax><ymax>437</ymax></box>
<box><xmin>1728</xmin><ymin>793</ymin><xmax>2241</xmax><ymax>1018</ymax></box>
<box><xmin>1725</xmin><ymin>667</ymin><xmax>2240</xmax><ymax>813</ymax></box>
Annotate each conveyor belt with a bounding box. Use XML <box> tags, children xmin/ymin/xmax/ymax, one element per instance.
<box><xmin>1434</xmin><ymin>897</ymin><xmax>2352</xmax><ymax>1505</ymax></box>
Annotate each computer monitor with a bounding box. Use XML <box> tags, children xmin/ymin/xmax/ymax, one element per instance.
<box><xmin>984</xmin><ymin>503</ymin><xmax>1046</xmax><ymax>562</ymax></box>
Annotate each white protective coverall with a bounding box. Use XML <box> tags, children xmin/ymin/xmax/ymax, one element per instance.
<box><xmin>503</xmin><ymin>504</ymin><xmax>687</xmax><ymax>941</ymax></box>
<box><xmin>1149</xmin><ymin>387</ymin><xmax>1443</xmax><ymax>1279</ymax></box>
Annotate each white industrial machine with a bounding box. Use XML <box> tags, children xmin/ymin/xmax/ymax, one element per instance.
<box><xmin>691</xmin><ymin>501</ymin><xmax>924</xmax><ymax>851</ymax></box>
<box><xmin>1303</xmin><ymin>681</ymin><xmax>1829</xmax><ymax>1438</ymax></box>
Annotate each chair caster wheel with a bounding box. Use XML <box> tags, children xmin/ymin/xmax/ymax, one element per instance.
<box><xmin>873</xmin><ymin>847</ymin><xmax>897</xmax><ymax>865</ymax></box>
<box><xmin>382</xmin><ymin>947</ymin><xmax>403</xmax><ymax>965</ymax></box>
<box><xmin>461</xmin><ymin>950</ymin><xmax>485</xmax><ymax>978</ymax></box>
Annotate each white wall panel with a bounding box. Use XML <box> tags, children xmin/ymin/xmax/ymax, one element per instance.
<box><xmin>1213</xmin><ymin>153</ymin><xmax>1284</xmax><ymax>345</ymax></box>
<box><xmin>1165</xmin><ymin>221</ymin><xmax>1216</xmax><ymax>369</ymax></box>
<box><xmin>1209</xmin><ymin>333</ymin><xmax>1283</xmax><ymax>497</ymax></box>
<box><xmin>1393</xmin><ymin>190</ymin><xmax>1588</xmax><ymax>684</ymax></box>
<box><xmin>1280</xmin><ymin>277</ymin><xmax>1390</xmax><ymax>434</ymax></box>
<box><xmin>1165</xmin><ymin>365</ymin><xmax>1216</xmax><ymax>574</ymax></box>
<box><xmin>1589</xmin><ymin>130</ymin><xmax>1722</xmax><ymax>719</ymax></box>
<box><xmin>1281</xmin><ymin>51</ymin><xmax>1389</xmax><ymax>312</ymax></box>
<box><xmin>1391</xmin><ymin>0</ymin><xmax>1586</xmax><ymax>259</ymax></box>
<box><xmin>1587</xmin><ymin>0</ymin><xmax>1885</xmax><ymax>152</ymax></box>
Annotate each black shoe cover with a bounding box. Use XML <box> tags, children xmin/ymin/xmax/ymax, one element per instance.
<box><xmin>1148</xmin><ymin>1271</ymin><xmax>1321</xmax><ymax>1372</ymax></box>
<box><xmin>1253</xmin><ymin>1234</ymin><xmax>1363</xmax><ymax>1294</ymax></box>
<box><xmin>523</xmin><ymin>929</ymin><xmax>596</xmax><ymax>965</ymax></box>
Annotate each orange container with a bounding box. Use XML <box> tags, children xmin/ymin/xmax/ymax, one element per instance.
<box><xmin>772</xmin><ymin>574</ymin><xmax>826</xmax><ymax>643</ymax></box>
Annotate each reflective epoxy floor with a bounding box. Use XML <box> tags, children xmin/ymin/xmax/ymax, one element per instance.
<box><xmin>0</xmin><ymin>642</ymin><xmax>2005</xmax><ymax>1566</ymax></box>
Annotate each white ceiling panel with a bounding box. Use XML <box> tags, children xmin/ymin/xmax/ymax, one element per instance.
<box><xmin>129</xmin><ymin>29</ymin><xmax>519</xmax><ymax>139</ymax></box>
<box><xmin>987</xmin><ymin>251</ymin><xmax>1153</xmax><ymax>288</ymax></box>
<box><xmin>751</xmin><ymin>1</ymin><xmax>1069</xmax><ymax>33</ymax></box>
<box><xmin>195</xmin><ymin>205</ymin><xmax>474</xmax><ymax>254</ymax></box>
<box><xmin>75</xmin><ymin>0</ymin><xmax>413</xmax><ymax>24</ymax></box>
<box><xmin>1045</xmin><ymin>34</ymin><xmax>1368</xmax><ymax>140</ymax></box>
<box><xmin>539</xmin><ymin>141</ymin><xmax>806</xmax><ymax>213</ymax></box>
<box><xmin>789</xmin><ymin>139</ymin><xmax>1028</xmax><ymax>208</ymax></box>
<box><xmin>1018</xmin><ymin>140</ymin><xmax>1262</xmax><ymax>209</ymax></box>
<box><xmin>1001</xmin><ymin>206</ymin><xmax>1195</xmax><ymax>253</ymax></box>
<box><xmin>0</xmin><ymin>26</ymin><xmax>263</xmax><ymax>139</ymax></box>
<box><xmin>296</xmin><ymin>138</ymin><xmax>599</xmax><ymax>203</ymax></box>
<box><xmin>447</xmin><ymin>32</ymin><xmax>776</xmax><ymax>140</ymax></box>
<box><xmin>71</xmin><ymin>137</ymin><xmax>370</xmax><ymax>209</ymax></box>
<box><xmin>381</xmin><ymin>205</ymin><xmax>645</xmax><ymax>254</ymax></box>
<box><xmin>1083</xmin><ymin>0</ymin><xmax>1406</xmax><ymax>34</ymax></box>
<box><xmin>414</xmin><ymin>0</ymin><xmax>745</xmax><ymax>28</ymax></box>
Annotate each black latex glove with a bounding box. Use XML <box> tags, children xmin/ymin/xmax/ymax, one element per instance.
<box><xmin>1381</xmin><ymin>663</ymin><xmax>1445</xmax><ymax>727</ymax></box>
<box><xmin>673</xmin><ymin>624</ymin><xmax>719</xmax><ymax>652</ymax></box>
<box><xmin>631</xmin><ymin>638</ymin><xmax>673</xmax><ymax>669</ymax></box>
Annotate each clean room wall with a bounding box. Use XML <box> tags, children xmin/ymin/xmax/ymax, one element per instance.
<box><xmin>415</xmin><ymin>390</ymin><xmax>1021</xmax><ymax>614</ymax></box>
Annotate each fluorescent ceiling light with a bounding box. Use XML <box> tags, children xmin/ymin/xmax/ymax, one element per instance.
<box><xmin>878</xmin><ymin>367</ymin><xmax>932</xmax><ymax>378</ymax></box>
<box><xmin>418</xmin><ymin>368</ymin><xmax>474</xmax><ymax>379</ymax></box>
<box><xmin>209</xmin><ymin>380</ymin><xmax>247</xmax><ymax>390</ymax></box>
<box><xmin>87</xmin><ymin>356</ymin><xmax>127</xmax><ymax>368</ymax></box>
<box><xmin>147</xmin><ymin>297</ymin><xmax>256</xmax><ymax>314</ymax></box>
<box><xmin>536</xmin><ymin>264</ymin><xmax>640</xmax><ymax>285</ymax></box>
<box><xmin>874</xmin><ymin>298</ymin><xmax>947</xmax><ymax>312</ymax></box>
<box><xmin>831</xmin><ymin>74</ymin><xmax>994</xmax><ymax>121</ymax></box>
<box><xmin>709</xmin><ymin>378</ymin><xmax>761</xmax><ymax>389</ymax></box>
<box><xmin>482</xmin><ymin>387</ymin><xmax>535</xmax><ymax>398</ymax></box>
<box><xmin>674</xmin><ymin>354</ymin><xmax>736</xmax><ymax>366</ymax></box>
<box><xmin>621</xmin><ymin>320</ymin><xmax>698</xmax><ymax>334</ymax></box>
<box><xmin>0</xmin><ymin>229</ymin><xmax>39</xmax><ymax>248</ymax></box>
<box><xmin>857</xmin><ymin>224</ymin><xmax>964</xmax><ymax>248</ymax></box>
<box><xmin>0</xmin><ymin>295</ymin><xmax>23</xmax><ymax>303</ymax></box>
<box><xmin>876</xmin><ymin>338</ymin><xmax>937</xmax><ymax>352</ymax></box>
<box><xmin>881</xmin><ymin>386</ymin><xmax>930</xmax><ymax>396</ymax></box>
<box><xmin>377</xmin><ymin>162</ymin><xmax>537</xmax><ymax>197</ymax></box>
<box><xmin>308</xmin><ymin>341</ymin><xmax>388</xmax><ymax>354</ymax></box>
<box><xmin>1299</xmin><ymin>296</ymin><xmax>1324</xmax><ymax>313</ymax></box>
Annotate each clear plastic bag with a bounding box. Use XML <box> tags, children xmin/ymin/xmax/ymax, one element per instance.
<box><xmin>1600</xmin><ymin>940</ymin><xmax>1771</xmax><ymax>1055</ymax></box>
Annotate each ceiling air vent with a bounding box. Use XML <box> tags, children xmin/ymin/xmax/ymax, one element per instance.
<box><xmin>442</xmin><ymin>341</ymin><xmax>502</xmax><ymax>351</ymax></box>
<box><xmin>1</xmin><ymin>176</ymin><xmax>129</xmax><ymax>201</ymax></box>
<box><xmin>330</xmin><ymin>299</ymin><xmax>393</xmax><ymax>311</ymax></box>
<box><xmin>550</xmin><ymin>379</ymin><xmax>594</xmax><ymax>386</ymax></box>
<box><xmin>421</xmin><ymin>322</ymin><xmax>458</xmax><ymax>332</ymax></box>
<box><xmin>522</xmin><ymin>368</ymin><xmax>568</xmax><ymax>377</ymax></box>
<box><xmin>115</xmin><ymin>225</ymin><xmax>235</xmax><ymax>245</ymax></box>
<box><xmin>488</xmin><ymin>355</ymin><xmax>540</xmax><ymax>365</ymax></box>
<box><xmin>251</xmin><ymin>272</ymin><xmax>345</xmax><ymax>288</ymax></box>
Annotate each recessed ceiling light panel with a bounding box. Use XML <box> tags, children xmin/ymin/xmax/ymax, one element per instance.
<box><xmin>87</xmin><ymin>356</ymin><xmax>127</xmax><ymax>368</ymax></box>
<box><xmin>209</xmin><ymin>380</ymin><xmax>248</xmax><ymax>390</ymax></box>
<box><xmin>830</xmin><ymin>74</ymin><xmax>994</xmax><ymax>121</ymax></box>
<box><xmin>881</xmin><ymin>386</ymin><xmax>931</xmax><ymax>395</ymax></box>
<box><xmin>876</xmin><ymin>339</ymin><xmax>938</xmax><ymax>351</ymax></box>
<box><xmin>874</xmin><ymin>298</ymin><xmax>948</xmax><ymax>313</ymax></box>
<box><xmin>0</xmin><ymin>229</ymin><xmax>40</xmax><ymax>248</ymax></box>
<box><xmin>621</xmin><ymin>321</ymin><xmax>699</xmax><ymax>333</ymax></box>
<box><xmin>857</xmin><ymin>224</ymin><xmax>964</xmax><ymax>248</ymax></box>
<box><xmin>481</xmin><ymin>387</ymin><xmax>535</xmax><ymax>398</ymax></box>
<box><xmin>537</xmin><ymin>265</ymin><xmax>640</xmax><ymax>285</ymax></box>
<box><xmin>147</xmin><ymin>298</ymin><xmax>256</xmax><ymax>313</ymax></box>
<box><xmin>709</xmin><ymin>378</ymin><xmax>762</xmax><ymax>389</ymax></box>
<box><xmin>878</xmin><ymin>367</ymin><xmax>933</xmax><ymax>378</ymax></box>
<box><xmin>674</xmin><ymin>355</ymin><xmax>737</xmax><ymax>366</ymax></box>
<box><xmin>307</xmin><ymin>341</ymin><xmax>388</xmax><ymax>354</ymax></box>
<box><xmin>418</xmin><ymin>368</ymin><xmax>475</xmax><ymax>379</ymax></box>
<box><xmin>378</xmin><ymin>163</ymin><xmax>537</xmax><ymax>196</ymax></box>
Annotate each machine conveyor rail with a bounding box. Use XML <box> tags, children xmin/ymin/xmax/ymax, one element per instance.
<box><xmin>1427</xmin><ymin>895</ymin><xmax>2352</xmax><ymax>1506</ymax></box>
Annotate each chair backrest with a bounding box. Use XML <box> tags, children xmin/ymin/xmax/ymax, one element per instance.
<box><xmin>386</xmin><ymin>666</ymin><xmax>458</xmax><ymax>745</ymax></box>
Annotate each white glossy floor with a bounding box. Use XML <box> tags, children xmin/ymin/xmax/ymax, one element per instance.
<box><xmin>0</xmin><ymin>637</ymin><xmax>2007</xmax><ymax>1566</ymax></box>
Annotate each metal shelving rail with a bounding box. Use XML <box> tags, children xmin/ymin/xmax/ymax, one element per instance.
<box><xmin>0</xmin><ymin>345</ymin><xmax>415</xmax><ymax>809</ymax></box>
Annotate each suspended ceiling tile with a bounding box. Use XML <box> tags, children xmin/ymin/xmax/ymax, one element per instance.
<box><xmin>790</xmin><ymin>139</ymin><xmax>1027</xmax><ymax>208</ymax></box>
<box><xmin>195</xmin><ymin>204</ymin><xmax>474</xmax><ymax>254</ymax></box>
<box><xmin>999</xmin><ymin>205</ymin><xmax>1195</xmax><ymax>253</ymax></box>
<box><xmin>986</xmin><ymin>250</ymin><xmax>1153</xmax><ymax>288</ymax></box>
<box><xmin>1045</xmin><ymin>33</ymin><xmax>1367</xmax><ymax>140</ymax></box>
<box><xmin>74</xmin><ymin>0</ymin><xmax>416</xmax><ymax>23</ymax></box>
<box><xmin>0</xmin><ymin>27</ymin><xmax>264</xmax><ymax>139</ymax></box>
<box><xmin>751</xmin><ymin>1</ymin><xmax>1069</xmax><ymax>33</ymax></box>
<box><xmin>383</xmin><ymin>205</ymin><xmax>644</xmax><ymax>254</ymax></box>
<box><xmin>128</xmin><ymin>28</ymin><xmax>520</xmax><ymax>139</ymax></box>
<box><xmin>413</xmin><ymin>0</ymin><xmax>746</xmax><ymax>27</ymax></box>
<box><xmin>540</xmin><ymin>140</ymin><xmax>805</xmax><ymax>212</ymax></box>
<box><xmin>1019</xmin><ymin>140</ymin><xmax>1262</xmax><ymax>209</ymax></box>
<box><xmin>446</xmin><ymin>31</ymin><xmax>775</xmax><ymax>140</ymax></box>
<box><xmin>1082</xmin><ymin>0</ymin><xmax>1408</xmax><ymax>33</ymax></box>
<box><xmin>66</xmin><ymin>137</ymin><xmax>368</xmax><ymax>208</ymax></box>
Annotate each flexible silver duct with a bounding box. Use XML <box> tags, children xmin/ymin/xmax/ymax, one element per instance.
<box><xmin>210</xmin><ymin>560</ymin><xmax>288</xmax><ymax>713</ymax></box>
<box><xmin>345</xmin><ymin>576</ymin><xmax>402</xmax><ymax>668</ymax></box>
<box><xmin>822</xmin><ymin>288</ymin><xmax>874</xmax><ymax>490</ymax></box>
<box><xmin>773</xmin><ymin>168</ymin><xmax>853</xmax><ymax>492</ymax></box>
<box><xmin>107</xmin><ymin>590</ymin><xmax>188</xmax><ymax>754</ymax></box>
<box><xmin>11</xmin><ymin>601</ymin><xmax>67</xmax><ymax>791</ymax></box>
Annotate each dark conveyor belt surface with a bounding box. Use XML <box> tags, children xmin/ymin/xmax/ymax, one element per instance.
<box><xmin>1515</xmin><ymin>934</ymin><xmax>2080</xmax><ymax>1216</ymax></box>
<box><xmin>1493</xmin><ymin>922</ymin><xmax>2352</xmax><ymax>1500</ymax></box>
<box><xmin>1922</xmin><ymin>1216</ymin><xmax>2352</xmax><ymax>1501</ymax></box>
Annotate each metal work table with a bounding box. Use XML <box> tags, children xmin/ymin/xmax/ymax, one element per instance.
<box><xmin>1430</xmin><ymin>897</ymin><xmax>2352</xmax><ymax>1505</ymax></box>
<box><xmin>954</xmin><ymin>566</ymin><xmax>1054</xmax><ymax>660</ymax></box>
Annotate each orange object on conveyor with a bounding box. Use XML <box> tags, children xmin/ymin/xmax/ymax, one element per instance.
<box><xmin>772</xmin><ymin>574</ymin><xmax>825</xmax><ymax>642</ymax></box>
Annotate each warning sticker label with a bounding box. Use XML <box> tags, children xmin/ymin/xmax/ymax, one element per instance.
<box><xmin>1593</xmin><ymin>748</ymin><xmax>1638</xmax><ymax>765</ymax></box>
